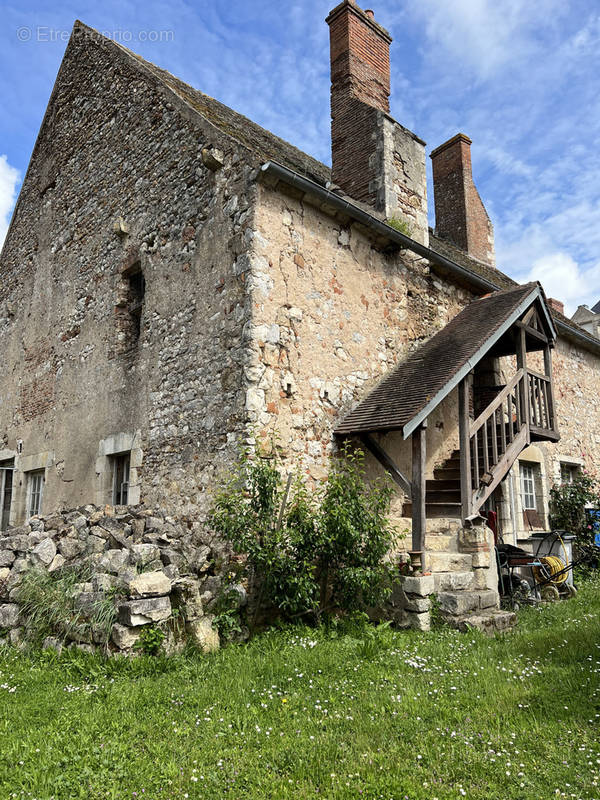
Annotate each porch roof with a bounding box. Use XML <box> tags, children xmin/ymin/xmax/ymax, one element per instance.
<box><xmin>335</xmin><ymin>282</ymin><xmax>555</xmax><ymax>440</ymax></box>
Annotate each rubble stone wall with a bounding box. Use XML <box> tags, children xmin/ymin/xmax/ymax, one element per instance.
<box><xmin>247</xmin><ymin>184</ymin><xmax>471</xmax><ymax>524</ymax></box>
<box><xmin>0</xmin><ymin>504</ymin><xmax>241</xmax><ymax>654</ymax></box>
<box><xmin>0</xmin><ymin>30</ymin><xmax>259</xmax><ymax>526</ymax></box>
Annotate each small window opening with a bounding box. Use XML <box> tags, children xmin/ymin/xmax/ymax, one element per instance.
<box><xmin>128</xmin><ymin>270</ymin><xmax>145</xmax><ymax>340</ymax></box>
<box><xmin>116</xmin><ymin>263</ymin><xmax>145</xmax><ymax>353</ymax></box>
<box><xmin>27</xmin><ymin>470</ymin><xmax>45</xmax><ymax>519</ymax></box>
<box><xmin>560</xmin><ymin>462</ymin><xmax>581</xmax><ymax>485</ymax></box>
<box><xmin>112</xmin><ymin>453</ymin><xmax>130</xmax><ymax>506</ymax></box>
<box><xmin>0</xmin><ymin>459</ymin><xmax>14</xmax><ymax>531</ymax></box>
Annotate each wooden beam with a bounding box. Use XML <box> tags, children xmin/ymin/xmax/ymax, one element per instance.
<box><xmin>469</xmin><ymin>369</ymin><xmax>524</xmax><ymax>437</ymax></box>
<box><xmin>473</xmin><ymin>425</ymin><xmax>528</xmax><ymax>512</ymax></box>
<box><xmin>411</xmin><ymin>422</ymin><xmax>427</xmax><ymax>561</ymax></box>
<box><xmin>515</xmin><ymin>320</ymin><xmax>549</xmax><ymax>345</ymax></box>
<box><xmin>458</xmin><ymin>375</ymin><xmax>472</xmax><ymax>522</ymax></box>
<box><xmin>544</xmin><ymin>345</ymin><xmax>558</xmax><ymax>433</ymax></box>
<box><xmin>516</xmin><ymin>325</ymin><xmax>529</xmax><ymax>428</ymax></box>
<box><xmin>522</xmin><ymin>306</ymin><xmax>536</xmax><ymax>326</ymax></box>
<box><xmin>360</xmin><ymin>434</ymin><xmax>412</xmax><ymax>497</ymax></box>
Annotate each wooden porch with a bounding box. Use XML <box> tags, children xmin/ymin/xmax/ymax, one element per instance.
<box><xmin>335</xmin><ymin>283</ymin><xmax>560</xmax><ymax>568</ymax></box>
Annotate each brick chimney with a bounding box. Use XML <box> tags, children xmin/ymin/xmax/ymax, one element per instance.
<box><xmin>326</xmin><ymin>1</ymin><xmax>428</xmax><ymax>244</ymax></box>
<box><xmin>548</xmin><ymin>297</ymin><xmax>565</xmax><ymax>315</ymax></box>
<box><xmin>430</xmin><ymin>133</ymin><xmax>495</xmax><ymax>266</ymax></box>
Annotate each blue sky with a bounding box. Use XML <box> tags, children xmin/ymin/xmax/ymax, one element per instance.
<box><xmin>1</xmin><ymin>0</ymin><xmax>599</xmax><ymax>315</ymax></box>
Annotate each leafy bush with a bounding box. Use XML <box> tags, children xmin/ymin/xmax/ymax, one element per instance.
<box><xmin>210</xmin><ymin>444</ymin><xmax>397</xmax><ymax>627</ymax></box>
<box><xmin>134</xmin><ymin>625</ymin><xmax>166</xmax><ymax>655</ymax></box>
<box><xmin>549</xmin><ymin>472</ymin><xmax>600</xmax><ymax>549</ymax></box>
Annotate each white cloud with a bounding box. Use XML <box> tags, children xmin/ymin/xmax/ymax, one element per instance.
<box><xmin>404</xmin><ymin>0</ymin><xmax>567</xmax><ymax>80</ymax></box>
<box><xmin>0</xmin><ymin>155</ymin><xmax>20</xmax><ymax>248</ymax></box>
<box><xmin>523</xmin><ymin>252</ymin><xmax>590</xmax><ymax>314</ymax></box>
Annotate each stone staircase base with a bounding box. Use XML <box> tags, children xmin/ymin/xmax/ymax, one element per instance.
<box><xmin>438</xmin><ymin>589</ymin><xmax>498</xmax><ymax>616</ymax></box>
<box><xmin>448</xmin><ymin>609</ymin><xmax>517</xmax><ymax>635</ymax></box>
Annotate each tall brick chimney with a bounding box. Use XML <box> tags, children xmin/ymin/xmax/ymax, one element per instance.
<box><xmin>430</xmin><ymin>133</ymin><xmax>495</xmax><ymax>266</ymax></box>
<box><xmin>326</xmin><ymin>1</ymin><xmax>428</xmax><ymax>244</ymax></box>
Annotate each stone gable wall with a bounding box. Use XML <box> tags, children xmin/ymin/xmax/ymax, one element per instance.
<box><xmin>0</xmin><ymin>32</ymin><xmax>260</xmax><ymax>524</ymax></box>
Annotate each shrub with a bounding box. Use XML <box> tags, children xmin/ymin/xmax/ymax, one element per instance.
<box><xmin>134</xmin><ymin>625</ymin><xmax>166</xmax><ymax>655</ymax></box>
<box><xmin>549</xmin><ymin>472</ymin><xmax>600</xmax><ymax>550</ymax></box>
<box><xmin>210</xmin><ymin>443</ymin><xmax>397</xmax><ymax>627</ymax></box>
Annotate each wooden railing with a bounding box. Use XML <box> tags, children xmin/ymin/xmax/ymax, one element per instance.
<box><xmin>528</xmin><ymin>369</ymin><xmax>554</xmax><ymax>433</ymax></box>
<box><xmin>459</xmin><ymin>367</ymin><xmax>556</xmax><ymax>518</ymax></box>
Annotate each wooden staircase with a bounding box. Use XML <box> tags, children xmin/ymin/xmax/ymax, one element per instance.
<box><xmin>403</xmin><ymin>450</ymin><xmax>462</xmax><ymax>518</ymax></box>
<box><xmin>403</xmin><ymin>365</ymin><xmax>559</xmax><ymax>522</ymax></box>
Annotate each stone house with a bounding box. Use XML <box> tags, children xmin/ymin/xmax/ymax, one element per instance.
<box><xmin>1</xmin><ymin>1</ymin><xmax>599</xmax><ymax>624</ymax></box>
<box><xmin>571</xmin><ymin>303</ymin><xmax>600</xmax><ymax>340</ymax></box>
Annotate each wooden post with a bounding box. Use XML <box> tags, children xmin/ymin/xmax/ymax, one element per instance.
<box><xmin>458</xmin><ymin>375</ymin><xmax>472</xmax><ymax>522</ymax></box>
<box><xmin>544</xmin><ymin>345</ymin><xmax>556</xmax><ymax>432</ymax></box>
<box><xmin>516</xmin><ymin>326</ymin><xmax>529</xmax><ymax>430</ymax></box>
<box><xmin>411</xmin><ymin>421</ymin><xmax>427</xmax><ymax>569</ymax></box>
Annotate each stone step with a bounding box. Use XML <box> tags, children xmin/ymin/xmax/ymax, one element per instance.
<box><xmin>434</xmin><ymin>571</ymin><xmax>474</xmax><ymax>592</ymax></box>
<box><xmin>425</xmin><ymin>532</ymin><xmax>458</xmax><ymax>552</ymax></box>
<box><xmin>428</xmin><ymin>552</ymin><xmax>473</xmax><ymax>572</ymax></box>
<box><xmin>437</xmin><ymin>589</ymin><xmax>499</xmax><ymax>616</ymax></box>
<box><xmin>452</xmin><ymin>610</ymin><xmax>517</xmax><ymax>635</ymax></box>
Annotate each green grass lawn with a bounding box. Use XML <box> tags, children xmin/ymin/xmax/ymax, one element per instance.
<box><xmin>1</xmin><ymin>578</ymin><xmax>599</xmax><ymax>800</ymax></box>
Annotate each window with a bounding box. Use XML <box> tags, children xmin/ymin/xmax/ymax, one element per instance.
<box><xmin>128</xmin><ymin>271</ymin><xmax>145</xmax><ymax>341</ymax></box>
<box><xmin>27</xmin><ymin>471</ymin><xmax>45</xmax><ymax>519</ymax></box>
<box><xmin>112</xmin><ymin>453</ymin><xmax>130</xmax><ymax>505</ymax></box>
<box><xmin>520</xmin><ymin>464</ymin><xmax>536</xmax><ymax>510</ymax></box>
<box><xmin>0</xmin><ymin>459</ymin><xmax>14</xmax><ymax>531</ymax></box>
<box><xmin>115</xmin><ymin>264</ymin><xmax>145</xmax><ymax>354</ymax></box>
<box><xmin>560</xmin><ymin>462</ymin><xmax>581</xmax><ymax>485</ymax></box>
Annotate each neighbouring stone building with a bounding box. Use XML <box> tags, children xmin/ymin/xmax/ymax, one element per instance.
<box><xmin>2</xmin><ymin>1</ymin><xmax>600</xmax><ymax>639</ymax></box>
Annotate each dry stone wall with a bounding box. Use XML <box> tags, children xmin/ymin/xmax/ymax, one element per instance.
<box><xmin>0</xmin><ymin>504</ymin><xmax>243</xmax><ymax>654</ymax></box>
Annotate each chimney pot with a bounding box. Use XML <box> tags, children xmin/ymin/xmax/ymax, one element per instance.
<box><xmin>365</xmin><ymin>9</ymin><xmax>375</xmax><ymax>17</ymax></box>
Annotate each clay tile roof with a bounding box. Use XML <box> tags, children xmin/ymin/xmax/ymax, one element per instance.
<box><xmin>428</xmin><ymin>232</ymin><xmax>517</xmax><ymax>291</ymax></box>
<box><xmin>335</xmin><ymin>283</ymin><xmax>544</xmax><ymax>438</ymax></box>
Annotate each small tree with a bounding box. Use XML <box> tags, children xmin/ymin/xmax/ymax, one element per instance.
<box><xmin>549</xmin><ymin>472</ymin><xmax>600</xmax><ymax>550</ymax></box>
<box><xmin>209</xmin><ymin>444</ymin><xmax>397</xmax><ymax>628</ymax></box>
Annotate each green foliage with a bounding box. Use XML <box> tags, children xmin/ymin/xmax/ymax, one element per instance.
<box><xmin>212</xmin><ymin>585</ymin><xmax>243</xmax><ymax>641</ymax></box>
<box><xmin>210</xmin><ymin>443</ymin><xmax>397</xmax><ymax>626</ymax></box>
<box><xmin>133</xmin><ymin>625</ymin><xmax>166</xmax><ymax>656</ymax></box>
<box><xmin>1</xmin><ymin>576</ymin><xmax>600</xmax><ymax>798</ymax></box>
<box><xmin>386</xmin><ymin>216</ymin><xmax>413</xmax><ymax>237</ymax></box>
<box><xmin>16</xmin><ymin>566</ymin><xmax>116</xmax><ymax>646</ymax></box>
<box><xmin>549</xmin><ymin>472</ymin><xmax>600</xmax><ymax>548</ymax></box>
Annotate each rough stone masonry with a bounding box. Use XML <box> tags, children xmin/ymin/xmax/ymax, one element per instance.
<box><xmin>1</xmin><ymin>2</ymin><xmax>600</xmax><ymax>644</ymax></box>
